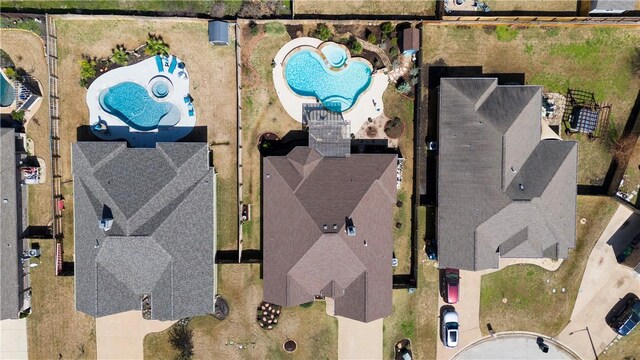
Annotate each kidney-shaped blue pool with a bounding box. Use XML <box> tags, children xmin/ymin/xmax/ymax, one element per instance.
<box><xmin>99</xmin><ymin>82</ymin><xmax>179</xmax><ymax>131</ymax></box>
<box><xmin>285</xmin><ymin>49</ymin><xmax>372</xmax><ymax>112</ymax></box>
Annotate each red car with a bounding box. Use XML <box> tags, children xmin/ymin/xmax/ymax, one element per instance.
<box><xmin>443</xmin><ymin>268</ymin><xmax>460</xmax><ymax>304</ymax></box>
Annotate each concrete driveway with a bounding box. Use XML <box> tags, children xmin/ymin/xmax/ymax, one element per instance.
<box><xmin>0</xmin><ymin>319</ymin><xmax>28</xmax><ymax>360</ymax></box>
<box><xmin>337</xmin><ymin>316</ymin><xmax>383</xmax><ymax>360</ymax></box>
<box><xmin>454</xmin><ymin>333</ymin><xmax>577</xmax><ymax>360</ymax></box>
<box><xmin>557</xmin><ymin>205</ymin><xmax>640</xmax><ymax>360</ymax></box>
<box><xmin>96</xmin><ymin>311</ymin><xmax>175</xmax><ymax>360</ymax></box>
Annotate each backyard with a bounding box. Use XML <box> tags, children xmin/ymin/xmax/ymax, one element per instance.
<box><xmin>145</xmin><ymin>265</ymin><xmax>338</xmax><ymax>359</ymax></box>
<box><xmin>295</xmin><ymin>0</ymin><xmax>435</xmax><ymax>16</ymax></box>
<box><xmin>483</xmin><ymin>0</ymin><xmax>577</xmax><ymax>12</ymax></box>
<box><xmin>479</xmin><ymin>196</ymin><xmax>618</xmax><ymax>336</ymax></box>
<box><xmin>422</xmin><ymin>24</ymin><xmax>640</xmax><ymax>186</ymax></box>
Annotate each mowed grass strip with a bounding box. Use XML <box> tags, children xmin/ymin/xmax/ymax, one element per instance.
<box><xmin>479</xmin><ymin>196</ymin><xmax>618</xmax><ymax>336</ymax></box>
<box><xmin>422</xmin><ymin>24</ymin><xmax>640</xmax><ymax>185</ymax></box>
<box><xmin>295</xmin><ymin>0</ymin><xmax>435</xmax><ymax>16</ymax></box>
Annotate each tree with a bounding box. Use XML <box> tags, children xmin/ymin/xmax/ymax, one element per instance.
<box><xmin>380</xmin><ymin>22</ymin><xmax>394</xmax><ymax>35</ymax></box>
<box><xmin>110</xmin><ymin>45</ymin><xmax>128</xmax><ymax>66</ymax></box>
<box><xmin>168</xmin><ymin>322</ymin><xmax>194</xmax><ymax>360</ymax></box>
<box><xmin>631</xmin><ymin>47</ymin><xmax>640</xmax><ymax>78</ymax></box>
<box><xmin>145</xmin><ymin>34</ymin><xmax>170</xmax><ymax>56</ymax></box>
<box><xmin>79</xmin><ymin>58</ymin><xmax>97</xmax><ymax>87</ymax></box>
<box><xmin>367</xmin><ymin>33</ymin><xmax>377</xmax><ymax>44</ymax></box>
<box><xmin>314</xmin><ymin>23</ymin><xmax>332</xmax><ymax>41</ymax></box>
<box><xmin>611</xmin><ymin>134</ymin><xmax>638</xmax><ymax>164</ymax></box>
<box><xmin>10</xmin><ymin>110</ymin><xmax>25</xmax><ymax>122</ymax></box>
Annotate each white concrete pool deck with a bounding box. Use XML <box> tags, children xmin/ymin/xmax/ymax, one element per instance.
<box><xmin>86</xmin><ymin>55</ymin><xmax>195</xmax><ymax>148</ymax></box>
<box><xmin>273</xmin><ymin>37</ymin><xmax>388</xmax><ymax>133</ymax></box>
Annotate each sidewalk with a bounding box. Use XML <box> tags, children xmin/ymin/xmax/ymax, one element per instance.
<box><xmin>96</xmin><ymin>311</ymin><xmax>175</xmax><ymax>360</ymax></box>
<box><xmin>0</xmin><ymin>319</ymin><xmax>28</xmax><ymax>360</ymax></box>
<box><xmin>557</xmin><ymin>204</ymin><xmax>640</xmax><ymax>360</ymax></box>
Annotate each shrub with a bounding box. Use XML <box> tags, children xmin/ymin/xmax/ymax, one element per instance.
<box><xmin>348</xmin><ymin>37</ymin><xmax>363</xmax><ymax>55</ymax></box>
<box><xmin>145</xmin><ymin>34</ymin><xmax>170</xmax><ymax>56</ymax></box>
<box><xmin>265</xmin><ymin>22</ymin><xmax>286</xmax><ymax>35</ymax></box>
<box><xmin>110</xmin><ymin>45</ymin><xmax>128</xmax><ymax>66</ymax></box>
<box><xmin>409</xmin><ymin>67</ymin><xmax>420</xmax><ymax>77</ymax></box>
<box><xmin>390</xmin><ymin>36</ymin><xmax>398</xmax><ymax>47</ymax></box>
<box><xmin>397</xmin><ymin>81</ymin><xmax>411</xmax><ymax>94</ymax></box>
<box><xmin>380</xmin><ymin>21</ymin><xmax>394</xmax><ymax>35</ymax></box>
<box><xmin>249</xmin><ymin>21</ymin><xmax>259</xmax><ymax>36</ymax></box>
<box><xmin>300</xmin><ymin>302</ymin><xmax>314</xmax><ymax>308</ymax></box>
<box><xmin>4</xmin><ymin>67</ymin><xmax>17</xmax><ymax>80</ymax></box>
<box><xmin>495</xmin><ymin>25</ymin><xmax>519</xmax><ymax>42</ymax></box>
<box><xmin>314</xmin><ymin>23</ymin><xmax>332</xmax><ymax>41</ymax></box>
<box><xmin>10</xmin><ymin>110</ymin><xmax>25</xmax><ymax>122</ymax></box>
<box><xmin>367</xmin><ymin>33</ymin><xmax>377</xmax><ymax>44</ymax></box>
<box><xmin>630</xmin><ymin>47</ymin><xmax>640</xmax><ymax>78</ymax></box>
<box><xmin>389</xmin><ymin>46</ymin><xmax>399</xmax><ymax>59</ymax></box>
<box><xmin>168</xmin><ymin>322</ymin><xmax>194</xmax><ymax>360</ymax></box>
<box><xmin>79</xmin><ymin>58</ymin><xmax>97</xmax><ymax>87</ymax></box>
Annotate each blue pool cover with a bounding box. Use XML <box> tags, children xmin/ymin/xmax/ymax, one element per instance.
<box><xmin>285</xmin><ymin>50</ymin><xmax>372</xmax><ymax>112</ymax></box>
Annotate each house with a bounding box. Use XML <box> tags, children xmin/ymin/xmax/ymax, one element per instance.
<box><xmin>208</xmin><ymin>20</ymin><xmax>230</xmax><ymax>46</ymax></box>
<box><xmin>589</xmin><ymin>0</ymin><xmax>636</xmax><ymax>14</ymax></box>
<box><xmin>0</xmin><ymin>127</ymin><xmax>28</xmax><ymax>320</ymax></box>
<box><xmin>262</xmin><ymin>145</ymin><xmax>398</xmax><ymax>323</ymax></box>
<box><xmin>73</xmin><ymin>142</ymin><xmax>216</xmax><ymax>320</ymax></box>
<box><xmin>402</xmin><ymin>28</ymin><xmax>420</xmax><ymax>55</ymax></box>
<box><xmin>437</xmin><ymin>78</ymin><xmax>578</xmax><ymax>271</ymax></box>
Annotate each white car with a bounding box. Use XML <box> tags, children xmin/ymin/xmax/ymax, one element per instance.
<box><xmin>441</xmin><ymin>309</ymin><xmax>459</xmax><ymax>348</ymax></box>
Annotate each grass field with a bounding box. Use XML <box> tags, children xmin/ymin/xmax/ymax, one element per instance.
<box><xmin>295</xmin><ymin>0</ymin><xmax>436</xmax><ymax>15</ymax></box>
<box><xmin>2</xmin><ymin>1</ymin><xmax>222</xmax><ymax>15</ymax></box>
<box><xmin>479</xmin><ymin>196</ymin><xmax>617</xmax><ymax>336</ymax></box>
<box><xmin>145</xmin><ymin>265</ymin><xmax>338</xmax><ymax>359</ymax></box>
<box><xmin>485</xmin><ymin>0</ymin><xmax>577</xmax><ymax>12</ymax></box>
<box><xmin>422</xmin><ymin>24</ymin><xmax>640</xmax><ymax>186</ymax></box>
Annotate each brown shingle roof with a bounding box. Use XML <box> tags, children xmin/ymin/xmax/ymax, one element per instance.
<box><xmin>263</xmin><ymin>147</ymin><xmax>397</xmax><ymax>322</ymax></box>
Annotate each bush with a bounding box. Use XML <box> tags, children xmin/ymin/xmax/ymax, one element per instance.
<box><xmin>4</xmin><ymin>67</ymin><xmax>17</xmax><ymax>80</ymax></box>
<box><xmin>249</xmin><ymin>21</ymin><xmax>259</xmax><ymax>36</ymax></box>
<box><xmin>314</xmin><ymin>23</ymin><xmax>332</xmax><ymax>41</ymax></box>
<box><xmin>348</xmin><ymin>37</ymin><xmax>363</xmax><ymax>55</ymax></box>
<box><xmin>390</xmin><ymin>37</ymin><xmax>398</xmax><ymax>47</ymax></box>
<box><xmin>409</xmin><ymin>67</ymin><xmax>420</xmax><ymax>77</ymax></box>
<box><xmin>265</xmin><ymin>22</ymin><xmax>286</xmax><ymax>35</ymax></box>
<box><xmin>495</xmin><ymin>25</ymin><xmax>519</xmax><ymax>42</ymax></box>
<box><xmin>79</xmin><ymin>58</ymin><xmax>97</xmax><ymax>87</ymax></box>
<box><xmin>168</xmin><ymin>322</ymin><xmax>194</xmax><ymax>360</ymax></box>
<box><xmin>397</xmin><ymin>81</ymin><xmax>411</xmax><ymax>94</ymax></box>
<box><xmin>367</xmin><ymin>33</ymin><xmax>377</xmax><ymax>44</ymax></box>
<box><xmin>630</xmin><ymin>47</ymin><xmax>640</xmax><ymax>78</ymax></box>
<box><xmin>10</xmin><ymin>110</ymin><xmax>25</xmax><ymax>122</ymax></box>
<box><xmin>110</xmin><ymin>45</ymin><xmax>128</xmax><ymax>66</ymax></box>
<box><xmin>145</xmin><ymin>34</ymin><xmax>170</xmax><ymax>56</ymax></box>
<box><xmin>380</xmin><ymin>21</ymin><xmax>394</xmax><ymax>35</ymax></box>
<box><xmin>389</xmin><ymin>46</ymin><xmax>399</xmax><ymax>59</ymax></box>
<box><xmin>300</xmin><ymin>302</ymin><xmax>314</xmax><ymax>308</ymax></box>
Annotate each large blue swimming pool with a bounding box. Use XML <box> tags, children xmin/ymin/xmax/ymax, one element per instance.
<box><xmin>99</xmin><ymin>82</ymin><xmax>177</xmax><ymax>131</ymax></box>
<box><xmin>285</xmin><ymin>49</ymin><xmax>372</xmax><ymax>112</ymax></box>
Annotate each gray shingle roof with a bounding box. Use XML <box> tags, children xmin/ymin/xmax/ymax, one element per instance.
<box><xmin>263</xmin><ymin>147</ymin><xmax>397</xmax><ymax>322</ymax></box>
<box><xmin>0</xmin><ymin>127</ymin><xmax>20</xmax><ymax>320</ymax></box>
<box><xmin>73</xmin><ymin>142</ymin><xmax>216</xmax><ymax>320</ymax></box>
<box><xmin>437</xmin><ymin>78</ymin><xmax>577</xmax><ymax>271</ymax></box>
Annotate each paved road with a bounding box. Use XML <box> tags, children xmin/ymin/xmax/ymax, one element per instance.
<box><xmin>96</xmin><ymin>311</ymin><xmax>175</xmax><ymax>359</ymax></box>
<box><xmin>454</xmin><ymin>334</ymin><xmax>575</xmax><ymax>360</ymax></box>
<box><xmin>337</xmin><ymin>317</ymin><xmax>383</xmax><ymax>360</ymax></box>
<box><xmin>557</xmin><ymin>204</ymin><xmax>640</xmax><ymax>360</ymax></box>
<box><xmin>0</xmin><ymin>319</ymin><xmax>28</xmax><ymax>360</ymax></box>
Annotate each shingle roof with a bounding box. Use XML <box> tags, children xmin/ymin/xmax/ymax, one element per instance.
<box><xmin>437</xmin><ymin>78</ymin><xmax>577</xmax><ymax>271</ymax></box>
<box><xmin>0</xmin><ymin>127</ymin><xmax>20</xmax><ymax>320</ymax></box>
<box><xmin>73</xmin><ymin>142</ymin><xmax>216</xmax><ymax>320</ymax></box>
<box><xmin>263</xmin><ymin>147</ymin><xmax>397</xmax><ymax>322</ymax></box>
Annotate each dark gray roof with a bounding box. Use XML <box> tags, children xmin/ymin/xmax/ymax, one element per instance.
<box><xmin>590</xmin><ymin>0</ymin><xmax>635</xmax><ymax>12</ymax></box>
<box><xmin>73</xmin><ymin>142</ymin><xmax>216</xmax><ymax>320</ymax></box>
<box><xmin>305</xmin><ymin>104</ymin><xmax>351</xmax><ymax>158</ymax></box>
<box><xmin>0</xmin><ymin>127</ymin><xmax>20</xmax><ymax>320</ymax></box>
<box><xmin>437</xmin><ymin>78</ymin><xmax>577</xmax><ymax>271</ymax></box>
<box><xmin>402</xmin><ymin>28</ymin><xmax>420</xmax><ymax>52</ymax></box>
<box><xmin>263</xmin><ymin>147</ymin><xmax>397</xmax><ymax>322</ymax></box>
<box><xmin>208</xmin><ymin>21</ymin><xmax>229</xmax><ymax>45</ymax></box>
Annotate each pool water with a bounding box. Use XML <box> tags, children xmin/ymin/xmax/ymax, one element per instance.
<box><xmin>285</xmin><ymin>50</ymin><xmax>372</xmax><ymax>112</ymax></box>
<box><xmin>152</xmin><ymin>81</ymin><xmax>170</xmax><ymax>98</ymax></box>
<box><xmin>321</xmin><ymin>45</ymin><xmax>347</xmax><ymax>68</ymax></box>
<box><xmin>99</xmin><ymin>82</ymin><xmax>176</xmax><ymax>131</ymax></box>
<box><xmin>0</xmin><ymin>73</ymin><xmax>15</xmax><ymax>107</ymax></box>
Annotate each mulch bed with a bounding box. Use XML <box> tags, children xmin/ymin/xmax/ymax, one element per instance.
<box><xmin>384</xmin><ymin>118</ymin><xmax>405</xmax><ymax>139</ymax></box>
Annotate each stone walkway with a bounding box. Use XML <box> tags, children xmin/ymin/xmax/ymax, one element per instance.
<box><xmin>388</xmin><ymin>54</ymin><xmax>414</xmax><ymax>84</ymax></box>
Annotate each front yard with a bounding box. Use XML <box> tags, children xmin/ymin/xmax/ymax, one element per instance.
<box><xmin>422</xmin><ymin>24</ymin><xmax>640</xmax><ymax>186</ymax></box>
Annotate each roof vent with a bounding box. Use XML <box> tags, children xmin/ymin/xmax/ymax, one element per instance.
<box><xmin>511</xmin><ymin>166</ymin><xmax>517</xmax><ymax>173</ymax></box>
<box><xmin>518</xmin><ymin>183</ymin><xmax>525</xmax><ymax>191</ymax></box>
<box><xmin>345</xmin><ymin>217</ymin><xmax>356</xmax><ymax>236</ymax></box>
<box><xmin>100</xmin><ymin>204</ymin><xmax>113</xmax><ymax>231</ymax></box>
<box><xmin>333</xmin><ymin>224</ymin><xmax>337</xmax><ymax>230</ymax></box>
<box><xmin>323</xmin><ymin>224</ymin><xmax>328</xmax><ymax>231</ymax></box>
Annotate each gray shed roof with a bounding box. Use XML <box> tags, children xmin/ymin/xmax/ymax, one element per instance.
<box><xmin>208</xmin><ymin>21</ymin><xmax>229</xmax><ymax>45</ymax></box>
<box><xmin>263</xmin><ymin>147</ymin><xmax>397</xmax><ymax>322</ymax></box>
<box><xmin>437</xmin><ymin>78</ymin><xmax>577</xmax><ymax>271</ymax></box>
<box><xmin>73</xmin><ymin>142</ymin><xmax>216</xmax><ymax>320</ymax></box>
<box><xmin>0</xmin><ymin>127</ymin><xmax>20</xmax><ymax>320</ymax></box>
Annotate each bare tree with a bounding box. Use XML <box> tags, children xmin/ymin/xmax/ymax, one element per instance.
<box><xmin>611</xmin><ymin>134</ymin><xmax>638</xmax><ymax>164</ymax></box>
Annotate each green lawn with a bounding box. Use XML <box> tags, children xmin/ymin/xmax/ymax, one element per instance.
<box><xmin>479</xmin><ymin>196</ymin><xmax>617</xmax><ymax>336</ymax></box>
<box><xmin>600</xmin><ymin>327</ymin><xmax>640</xmax><ymax>360</ymax></box>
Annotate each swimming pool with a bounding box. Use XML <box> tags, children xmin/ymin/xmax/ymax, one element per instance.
<box><xmin>0</xmin><ymin>73</ymin><xmax>15</xmax><ymax>107</ymax></box>
<box><xmin>284</xmin><ymin>49</ymin><xmax>372</xmax><ymax>112</ymax></box>
<box><xmin>321</xmin><ymin>45</ymin><xmax>347</xmax><ymax>68</ymax></box>
<box><xmin>99</xmin><ymin>82</ymin><xmax>179</xmax><ymax>131</ymax></box>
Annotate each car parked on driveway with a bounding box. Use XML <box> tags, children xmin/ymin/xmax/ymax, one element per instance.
<box><xmin>608</xmin><ymin>293</ymin><xmax>640</xmax><ymax>336</ymax></box>
<box><xmin>441</xmin><ymin>309</ymin><xmax>459</xmax><ymax>348</ymax></box>
<box><xmin>442</xmin><ymin>268</ymin><xmax>460</xmax><ymax>304</ymax></box>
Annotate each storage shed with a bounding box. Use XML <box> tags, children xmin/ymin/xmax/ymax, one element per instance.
<box><xmin>208</xmin><ymin>20</ymin><xmax>230</xmax><ymax>46</ymax></box>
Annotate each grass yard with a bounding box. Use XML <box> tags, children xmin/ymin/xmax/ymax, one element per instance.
<box><xmin>145</xmin><ymin>265</ymin><xmax>338</xmax><ymax>359</ymax></box>
<box><xmin>295</xmin><ymin>0</ymin><xmax>436</xmax><ymax>16</ymax></box>
<box><xmin>484</xmin><ymin>0</ymin><xmax>577</xmax><ymax>12</ymax></box>
<box><xmin>0</xmin><ymin>29</ymin><xmax>53</xmax><ymax>227</ymax></box>
<box><xmin>54</xmin><ymin>18</ymin><xmax>238</xmax><ymax>249</ymax></box>
<box><xmin>600</xmin><ymin>327</ymin><xmax>640</xmax><ymax>360</ymax></box>
<box><xmin>479</xmin><ymin>196</ymin><xmax>617</xmax><ymax>336</ymax></box>
<box><xmin>2</xmin><ymin>1</ymin><xmax>217</xmax><ymax>15</ymax></box>
<box><xmin>239</xmin><ymin>22</ymin><xmax>298</xmax><ymax>250</ymax></box>
<box><xmin>422</xmin><ymin>24</ymin><xmax>640</xmax><ymax>186</ymax></box>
